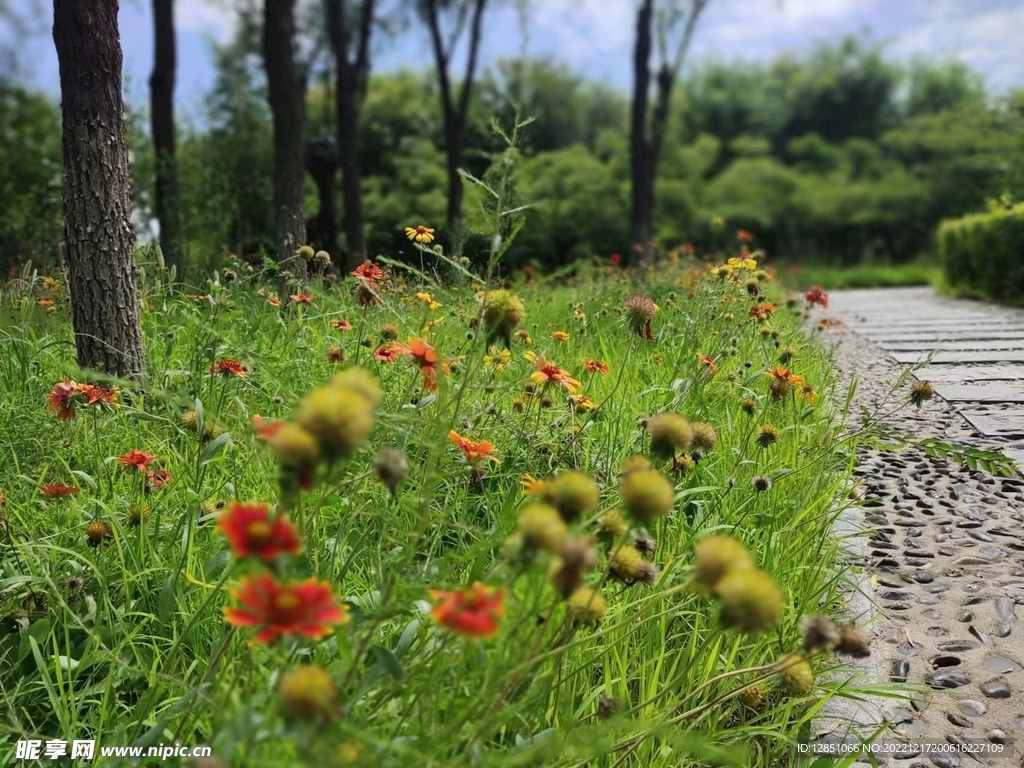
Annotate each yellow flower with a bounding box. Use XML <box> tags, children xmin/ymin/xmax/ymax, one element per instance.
<box><xmin>415</xmin><ymin>292</ymin><xmax>443</xmax><ymax>310</ymax></box>
<box><xmin>484</xmin><ymin>347</ymin><xmax>511</xmax><ymax>372</ymax></box>
<box><xmin>421</xmin><ymin>315</ymin><xmax>446</xmax><ymax>335</ymax></box>
<box><xmin>552</xmin><ymin>331</ymin><xmax>570</xmax><ymax>341</ymax></box>
<box><xmin>727</xmin><ymin>256</ymin><xmax>757</xmax><ymax>270</ymax></box>
<box><xmin>405</xmin><ymin>225</ymin><xmax>435</xmax><ymax>244</ymax></box>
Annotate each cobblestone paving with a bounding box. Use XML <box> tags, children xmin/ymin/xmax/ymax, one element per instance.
<box><xmin>825</xmin><ymin>288</ymin><xmax>1024</xmax><ymax>768</ymax></box>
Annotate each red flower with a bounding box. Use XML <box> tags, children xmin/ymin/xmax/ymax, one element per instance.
<box><xmin>374</xmin><ymin>346</ymin><xmax>398</xmax><ymax>363</ymax></box>
<box><xmin>448</xmin><ymin>431</ymin><xmax>500</xmax><ymax>464</ymax></box>
<box><xmin>40</xmin><ymin>483</ymin><xmax>80</xmax><ymax>497</ymax></box>
<box><xmin>356</xmin><ymin>280</ymin><xmax>382</xmax><ymax>306</ymax></box>
<box><xmin>117</xmin><ymin>450</ymin><xmax>158</xmax><ymax>471</ymax></box>
<box><xmin>429</xmin><ymin>582</ymin><xmax>505</xmax><ymax>639</ymax></box>
<box><xmin>581</xmin><ymin>359</ymin><xmax>609</xmax><ymax>374</ymax></box>
<box><xmin>351</xmin><ymin>261</ymin><xmax>385</xmax><ymax>283</ymax></box>
<box><xmin>737</xmin><ymin>229</ymin><xmax>754</xmax><ymax>242</ymax></box>
<box><xmin>224</xmin><ymin>574</ymin><xmax>349</xmax><ymax>644</ymax></box>
<box><xmin>608</xmin><ymin>253</ymin><xmax>622</xmax><ymax>266</ymax></box>
<box><xmin>697</xmin><ymin>352</ymin><xmax>719</xmax><ymax>375</ymax></box>
<box><xmin>390</xmin><ymin>337</ymin><xmax>448</xmax><ymax>391</ymax></box>
<box><xmin>327</xmin><ymin>347</ymin><xmax>345</xmax><ymax>364</ymax></box>
<box><xmin>209</xmin><ymin>359</ymin><xmax>246</xmax><ymax>376</ymax></box>
<box><xmin>290</xmin><ymin>294</ymin><xmax>315</xmax><ymax>304</ymax></box>
<box><xmin>525</xmin><ymin>351</ymin><xmax>581</xmax><ymax>393</ymax></box>
<box><xmin>749</xmin><ymin>303</ymin><xmax>777</xmax><ymax>322</ymax></box>
<box><xmin>253</xmin><ymin>414</ymin><xmax>283</xmax><ymax>440</ymax></box>
<box><xmin>47</xmin><ymin>378</ymin><xmax>79</xmax><ymax>420</ymax></box>
<box><xmin>331</xmin><ymin>319</ymin><xmax>353</xmax><ymax>331</ymax></box>
<box><xmin>804</xmin><ymin>287</ymin><xmax>829</xmax><ymax>308</ymax></box>
<box><xmin>75</xmin><ymin>383</ymin><xmax>119</xmax><ymax>408</ymax></box>
<box><xmin>146</xmin><ymin>468</ymin><xmax>172</xmax><ymax>491</ymax></box>
<box><xmin>682</xmin><ymin>243</ymin><xmax>695</xmax><ymax>254</ymax></box>
<box><xmin>268</xmin><ymin>296</ymin><xmax>281</xmax><ymax>307</ymax></box>
<box><xmin>216</xmin><ymin>501</ymin><xmax>302</xmax><ymax>561</ymax></box>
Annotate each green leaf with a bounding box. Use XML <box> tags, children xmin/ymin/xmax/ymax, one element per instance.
<box><xmin>158</xmin><ymin>574</ymin><xmax>178</xmax><ymax>624</ymax></box>
<box><xmin>369</xmin><ymin>644</ymin><xmax>404</xmax><ymax>681</ymax></box>
<box><xmin>199</xmin><ymin>432</ymin><xmax>232</xmax><ymax>466</ymax></box>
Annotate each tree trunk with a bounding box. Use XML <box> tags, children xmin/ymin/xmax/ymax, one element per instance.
<box><xmin>306</xmin><ymin>137</ymin><xmax>339</xmax><ymax>254</ymax></box>
<box><xmin>630</xmin><ymin>0</ymin><xmax>654</xmax><ymax>267</ymax></box>
<box><xmin>444</xmin><ymin>120</ymin><xmax>464</xmax><ymax>244</ymax></box>
<box><xmin>337</xmin><ymin>77</ymin><xmax>365</xmax><ymax>270</ymax></box>
<box><xmin>263</xmin><ymin>0</ymin><xmax>308</xmax><ymax>284</ymax></box>
<box><xmin>150</xmin><ymin>0</ymin><xmax>180</xmax><ymax>276</ymax></box>
<box><xmin>53</xmin><ymin>0</ymin><xmax>146</xmax><ymax>380</ymax></box>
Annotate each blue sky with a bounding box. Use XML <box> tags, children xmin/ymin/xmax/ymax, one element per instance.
<box><xmin>6</xmin><ymin>0</ymin><xmax>1024</xmax><ymax>115</ymax></box>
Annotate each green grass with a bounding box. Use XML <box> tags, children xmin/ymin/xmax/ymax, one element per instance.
<box><xmin>0</xmin><ymin>256</ymin><xmax>885</xmax><ymax>767</ymax></box>
<box><xmin>781</xmin><ymin>261</ymin><xmax>940</xmax><ymax>291</ymax></box>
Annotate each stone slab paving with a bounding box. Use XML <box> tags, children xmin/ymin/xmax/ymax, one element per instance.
<box><xmin>822</xmin><ymin>288</ymin><xmax>1024</xmax><ymax>767</ymax></box>
<box><xmin>879</xmin><ymin>341</ymin><xmax>1024</xmax><ymax>353</ymax></box>
<box><xmin>892</xmin><ymin>351</ymin><xmax>1024</xmax><ymax>365</ymax></box>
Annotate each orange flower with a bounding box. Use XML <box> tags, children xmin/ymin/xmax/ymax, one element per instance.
<box><xmin>818</xmin><ymin>317</ymin><xmax>843</xmax><ymax>330</ymax></box>
<box><xmin>75</xmin><ymin>383</ymin><xmax>119</xmax><ymax>408</ymax></box>
<box><xmin>268</xmin><ymin>295</ymin><xmax>281</xmax><ymax>307</ymax></box>
<box><xmin>351</xmin><ymin>261</ymin><xmax>385</xmax><ymax>282</ymax></box>
<box><xmin>448</xmin><ymin>431</ymin><xmax>499</xmax><ymax>464</ymax></box>
<box><xmin>209</xmin><ymin>359</ymin><xmax>246</xmax><ymax>376</ymax></box>
<box><xmin>429</xmin><ymin>582</ymin><xmax>505</xmax><ymax>639</ymax></box>
<box><xmin>682</xmin><ymin>243</ymin><xmax>695</xmax><ymax>254</ymax></box>
<box><xmin>609</xmin><ymin>254</ymin><xmax>621</xmax><ymax>265</ymax></box>
<box><xmin>737</xmin><ymin>229</ymin><xmax>754</xmax><ymax>242</ymax></box>
<box><xmin>117</xmin><ymin>450</ymin><xmax>158</xmax><ymax>471</ymax></box>
<box><xmin>224</xmin><ymin>574</ymin><xmax>349</xmax><ymax>644</ymax></box>
<box><xmin>525</xmin><ymin>351</ymin><xmax>581</xmax><ymax>393</ymax></box>
<box><xmin>765</xmin><ymin>366</ymin><xmax>804</xmax><ymax>387</ymax></box>
<box><xmin>47</xmin><ymin>379</ymin><xmax>79</xmax><ymax>420</ymax></box>
<box><xmin>552</xmin><ymin>331</ymin><xmax>570</xmax><ymax>341</ymax></box>
<box><xmin>520</xmin><ymin>474</ymin><xmax>550</xmax><ymax>496</ymax></box>
<box><xmin>290</xmin><ymin>294</ymin><xmax>315</xmax><ymax>304</ymax></box>
<box><xmin>216</xmin><ymin>501</ymin><xmax>302</xmax><ymax>561</ymax></box>
<box><xmin>749</xmin><ymin>303</ymin><xmax>777</xmax><ymax>322</ymax></box>
<box><xmin>40</xmin><ymin>483</ymin><xmax>80</xmax><ymax>497</ymax></box>
<box><xmin>37</xmin><ymin>299</ymin><xmax>54</xmax><ymax>307</ymax></box>
<box><xmin>331</xmin><ymin>319</ymin><xmax>353</xmax><ymax>331</ymax></box>
<box><xmin>581</xmin><ymin>359</ymin><xmax>609</xmax><ymax>374</ymax></box>
<box><xmin>374</xmin><ymin>346</ymin><xmax>398</xmax><ymax>363</ymax></box>
<box><xmin>252</xmin><ymin>414</ymin><xmax>283</xmax><ymax>440</ymax></box>
<box><xmin>697</xmin><ymin>352</ymin><xmax>719</xmax><ymax>375</ymax></box>
<box><xmin>390</xmin><ymin>337</ymin><xmax>448</xmax><ymax>391</ymax></box>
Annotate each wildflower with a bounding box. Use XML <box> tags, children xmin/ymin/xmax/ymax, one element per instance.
<box><xmin>513</xmin><ymin>328</ymin><xmax>532</xmax><ymax>345</ymax></box>
<box><xmin>313</xmin><ymin>250</ymin><xmax>331</xmax><ymax>269</ymax></box>
<box><xmin>621</xmin><ymin>454</ymin><xmax>651</xmax><ymax>475</ymax></box>
<box><xmin>268</xmin><ymin>295</ymin><xmax>281</xmax><ymax>307</ymax></box>
<box><xmin>448</xmin><ymin>431</ymin><xmax>499</xmax><ymax>464</ymax></box>
<box><xmin>716</xmin><ymin>568</ymin><xmax>782</xmax><ymax>633</ymax></box>
<box><xmin>521</xmin><ymin>474</ymin><xmax>550</xmax><ymax>496</ymax></box>
<box><xmin>331</xmin><ymin>319</ymin><xmax>353</xmax><ymax>331</ymax></box>
<box><xmin>46</xmin><ymin>379</ymin><xmax>80</xmax><ymax>420</ymax></box>
<box><xmin>634</xmin><ymin>530</ymin><xmax>657</xmax><ymax>555</ymax></box>
<box><xmin>609</xmin><ymin>253</ymin><xmax>621</xmax><ymax>265</ymax></box>
<box><xmin>405</xmin><ymin>225</ymin><xmax>435</xmax><ymax>244</ymax></box>
<box><xmin>290</xmin><ymin>294</ymin><xmax>315</xmax><ymax>304</ymax></box>
<box><xmin>567</xmin><ymin>588</ymin><xmax>606</xmax><ymax>624</ymax></box>
<box><xmin>836</xmin><ymin>622</ymin><xmax>871</xmax><ymax>658</ymax></box>
<box><xmin>295</xmin><ymin>376</ymin><xmax>378</xmax><ymax>461</ymax></box>
<box><xmin>145</xmin><ymin>468</ymin><xmax>172</xmax><ymax>491</ymax></box>
<box><xmin>351</xmin><ymin>261</ymin><xmax>385</xmax><ymax>283</ymax></box>
<box><xmin>740</xmin><ymin>397</ymin><xmax>757</xmax><ymax>415</ymax></box>
<box><xmin>623</xmin><ymin>295</ymin><xmax>658</xmax><ymax>340</ymax></box>
<box><xmin>741</xmin><ymin>684</ymin><xmax>765</xmax><ymax>709</ymax></box>
<box><xmin>224</xmin><ymin>574</ymin><xmax>349</xmax><ymax>644</ymax></box>
<box><xmin>421</xmin><ymin>315</ymin><xmax>446</xmax><ymax>335</ymax></box>
<box><xmin>645</xmin><ymin>412</ymin><xmax>693</xmax><ymax>460</ymax></box>
<box><xmin>581</xmin><ymin>359</ymin><xmax>608</xmax><ymax>374</ymax></box>
<box><xmin>801</xmin><ymin>615</ymin><xmax>840</xmax><ymax>654</ymax></box>
<box><xmin>748</xmin><ymin>303</ymin><xmax>777</xmax><ymax>322</ymax></box>
<box><xmin>74</xmin><ymin>384</ymin><xmax>119</xmax><ymax>411</ymax></box>
<box><xmin>480</xmin><ymin>290</ymin><xmax>526</xmax><ymax>347</ymax></box>
<box><xmin>209</xmin><ymin>359</ymin><xmax>246</xmax><ymax>376</ymax></box>
<box><xmin>483</xmin><ymin>347</ymin><xmax>511</xmax><ymax>372</ymax></box>
<box><xmin>390</xmin><ymin>337</ymin><xmax>449</xmax><ymax>392</ymax></box>
<box><xmin>128</xmin><ymin>504</ymin><xmax>151</xmax><ymax>526</ymax></box>
<box><xmin>217</xmin><ymin>501</ymin><xmax>302</xmax><ymax>562</ymax></box>
<box><xmin>728</xmin><ymin>255</ymin><xmax>758</xmax><ymax>270</ymax></box>
<box><xmin>568</xmin><ymin>394</ymin><xmax>598</xmax><ymax>412</ymax></box>
<box><xmin>765</xmin><ymin>366</ymin><xmax>804</xmax><ymax>401</ymax></box>
<box><xmin>37</xmin><ymin>298</ymin><xmax>54</xmax><ymax>307</ymax></box>
<box><xmin>117</xmin><ymin>450</ymin><xmax>158</xmax><ymax>471</ymax></box>
<box><xmin>327</xmin><ymin>347</ymin><xmax>345</xmax><ymax>364</ymax></box>
<box><xmin>672</xmin><ymin>453</ymin><xmax>695</xmax><ymax>475</ymax></box>
<box><xmin>796</xmin><ymin>384</ymin><xmax>818</xmax><ymax>405</ymax></box>
<box><xmin>596</xmin><ymin>510</ymin><xmax>629</xmax><ymax>542</ymax></box>
<box><xmin>804</xmin><ymin>287</ymin><xmax>829</xmax><ymax>308</ymax></box>
<box><xmin>756</xmin><ymin>424</ymin><xmax>779</xmax><ymax>448</ymax></box>
<box><xmin>279</xmin><ymin>665</ymin><xmax>339</xmax><ymax>721</ymax></box>
<box><xmin>909</xmin><ymin>380</ymin><xmax>935</xmax><ymax>408</ymax></box>
<box><xmin>682</xmin><ymin>243</ymin><xmax>695</xmax><ymax>254</ymax></box>
<box><xmin>374</xmin><ymin>347</ymin><xmax>398</xmax><ymax>363</ymax></box>
<box><xmin>690</xmin><ymin>422</ymin><xmax>718</xmax><ymax>453</ymax></box>
<box><xmin>429</xmin><ymin>582</ymin><xmax>505</xmax><ymax>639</ymax></box>
<box><xmin>777</xmin><ymin>653</ymin><xmax>814</xmax><ymax>696</ymax></box>
<box><xmin>696</xmin><ymin>352</ymin><xmax>718</xmax><ymax>375</ymax></box>
<box><xmin>752</xmin><ymin>475</ymin><xmax>772</xmax><ymax>492</ymax></box>
<box><xmin>86</xmin><ymin>520</ymin><xmax>113</xmax><ymax>547</ymax></box>
<box><xmin>356</xmin><ymin>281</ymin><xmax>382</xmax><ymax>306</ymax></box>
<box><xmin>517</xmin><ymin>504</ymin><xmax>568</xmax><ymax>554</ymax></box>
<box><xmin>548</xmin><ymin>536</ymin><xmax>597</xmax><ymax>596</ymax></box>
<box><xmin>375</xmin><ymin>448</ymin><xmax>409</xmax><ymax>498</ymax></box>
<box><xmin>297</xmin><ymin>245</ymin><xmax>315</xmax><ymax>260</ymax></box>
<box><xmin>609</xmin><ymin>544</ymin><xmax>646</xmax><ymax>583</ymax></box>
<box><xmin>818</xmin><ymin>317</ymin><xmax>843</xmax><ymax>330</ymax></box>
<box><xmin>415</xmin><ymin>292</ymin><xmax>443</xmax><ymax>310</ymax></box>
<box><xmin>552</xmin><ymin>331</ymin><xmax>570</xmax><ymax>341</ymax></box>
<box><xmin>692</xmin><ymin>535</ymin><xmax>753</xmax><ymax>595</ymax></box>
<box><xmin>737</xmin><ymin>229</ymin><xmax>753</xmax><ymax>242</ymax></box>
<box><xmin>543</xmin><ymin>471</ymin><xmax>600</xmax><ymax>523</ymax></box>
<box><xmin>40</xmin><ymin>483</ymin><xmax>80</xmax><ymax>497</ymax></box>
<box><xmin>252</xmin><ymin>414</ymin><xmax>283</xmax><ymax>440</ymax></box>
<box><xmin>619</xmin><ymin>468</ymin><xmax>675</xmax><ymax>525</ymax></box>
<box><xmin>525</xmin><ymin>351</ymin><xmax>581</xmax><ymax>394</ymax></box>
<box><xmin>380</xmin><ymin>322</ymin><xmax>399</xmax><ymax>341</ymax></box>
<box><xmin>745</xmin><ymin>277</ymin><xmax>760</xmax><ymax>296</ymax></box>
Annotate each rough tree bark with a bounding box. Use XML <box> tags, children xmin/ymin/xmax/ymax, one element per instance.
<box><xmin>327</xmin><ymin>0</ymin><xmax>375</xmax><ymax>272</ymax></box>
<box><xmin>423</xmin><ymin>0</ymin><xmax>487</xmax><ymax>253</ymax></box>
<box><xmin>263</xmin><ymin>0</ymin><xmax>309</xmax><ymax>283</ymax></box>
<box><xmin>630</xmin><ymin>0</ymin><xmax>708</xmax><ymax>267</ymax></box>
<box><xmin>150</xmin><ymin>0</ymin><xmax>181</xmax><ymax>276</ymax></box>
<box><xmin>53</xmin><ymin>0</ymin><xmax>146</xmax><ymax>380</ymax></box>
<box><xmin>305</xmin><ymin>136</ymin><xmax>339</xmax><ymax>253</ymax></box>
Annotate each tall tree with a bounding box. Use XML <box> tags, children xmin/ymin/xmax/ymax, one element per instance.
<box><xmin>150</xmin><ymin>0</ymin><xmax>181</xmax><ymax>275</ymax></box>
<box><xmin>53</xmin><ymin>0</ymin><xmax>146</xmax><ymax>379</ymax></box>
<box><xmin>326</xmin><ymin>0</ymin><xmax>375</xmax><ymax>271</ymax></box>
<box><xmin>421</xmin><ymin>0</ymin><xmax>488</xmax><ymax>252</ymax></box>
<box><xmin>263</xmin><ymin>0</ymin><xmax>309</xmax><ymax>283</ymax></box>
<box><xmin>630</xmin><ymin>0</ymin><xmax>708</xmax><ymax>266</ymax></box>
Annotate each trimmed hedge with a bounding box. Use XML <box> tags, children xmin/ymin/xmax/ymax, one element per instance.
<box><xmin>938</xmin><ymin>203</ymin><xmax>1024</xmax><ymax>304</ymax></box>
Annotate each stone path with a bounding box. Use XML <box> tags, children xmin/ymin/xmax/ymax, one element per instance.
<box><xmin>824</xmin><ymin>288</ymin><xmax>1024</xmax><ymax>767</ymax></box>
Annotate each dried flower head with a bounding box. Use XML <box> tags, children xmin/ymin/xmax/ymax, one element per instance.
<box><xmin>596</xmin><ymin>510</ymin><xmax>629</xmax><ymax>542</ymax></box>
<box><xmin>835</xmin><ymin>621</ymin><xmax>871</xmax><ymax>658</ymax></box>
<box><xmin>479</xmin><ymin>290</ymin><xmax>526</xmax><ymax>347</ymax></box>
<box><xmin>375</xmin><ymin>448</ymin><xmax>408</xmax><ymax>498</ymax></box>
<box><xmin>86</xmin><ymin>520</ymin><xmax>113</xmax><ymax>547</ymax></box>
<box><xmin>517</xmin><ymin>504</ymin><xmax>569</xmax><ymax>554</ymax></box>
<box><xmin>741</xmin><ymin>684</ymin><xmax>764</xmax><ymax>710</ymax></box>
<box><xmin>756</xmin><ymin>424</ymin><xmax>779</xmax><ymax>448</ymax></box>
<box><xmin>540</xmin><ymin>471</ymin><xmax>599</xmax><ymax>523</ymax></box>
<box><xmin>715</xmin><ymin>568</ymin><xmax>782</xmax><ymax>634</ymax></box>
<box><xmin>690</xmin><ymin>422</ymin><xmax>718</xmax><ymax>453</ymax></box>
<box><xmin>801</xmin><ymin>615</ymin><xmax>840</xmax><ymax>654</ymax></box>
<box><xmin>692</xmin><ymin>535</ymin><xmax>753</xmax><ymax>595</ymax></box>
<box><xmin>909</xmin><ymin>380</ymin><xmax>935</xmax><ymax>408</ymax></box>
<box><xmin>623</xmin><ymin>295</ymin><xmax>658</xmax><ymax>340</ymax></box>
<box><xmin>740</xmin><ymin>397</ymin><xmax>757</xmax><ymax>415</ymax></box>
<box><xmin>622</xmin><ymin>454</ymin><xmax>652</xmax><ymax>475</ymax></box>
<box><xmin>777</xmin><ymin>653</ymin><xmax>814</xmax><ymax>696</ymax></box>
<box><xmin>645</xmin><ymin>412</ymin><xmax>693</xmax><ymax>459</ymax></box>
<box><xmin>297</xmin><ymin>245</ymin><xmax>315</xmax><ymax>260</ymax></box>
<box><xmin>566</xmin><ymin>587</ymin><xmax>607</xmax><ymax>625</ymax></box>
<box><xmin>609</xmin><ymin>544</ymin><xmax>646</xmax><ymax>583</ymax></box>
<box><xmin>633</xmin><ymin>531</ymin><xmax>657</xmax><ymax>555</ymax></box>
<box><xmin>752</xmin><ymin>475</ymin><xmax>772</xmax><ymax>492</ymax></box>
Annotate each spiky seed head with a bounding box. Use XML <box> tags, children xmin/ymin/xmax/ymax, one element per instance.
<box><xmin>596</xmin><ymin>510</ymin><xmax>629</xmax><ymax>542</ymax></box>
<box><xmin>692</xmin><ymin>535</ymin><xmax>753</xmax><ymax>595</ymax></box>
<box><xmin>756</xmin><ymin>424</ymin><xmax>779</xmax><ymax>448</ymax></box>
<box><xmin>909</xmin><ymin>380</ymin><xmax>935</xmax><ymax>408</ymax></box>
<box><xmin>715</xmin><ymin>568</ymin><xmax>782</xmax><ymax>634</ymax></box>
<box><xmin>740</xmin><ymin>397</ymin><xmax>757</xmax><ymax>415</ymax></box>
<box><xmin>752</xmin><ymin>475</ymin><xmax>772</xmax><ymax>492</ymax></box>
<box><xmin>619</xmin><ymin>468</ymin><xmax>675</xmax><ymax>524</ymax></box>
<box><xmin>517</xmin><ymin>504</ymin><xmax>569</xmax><ymax>554</ymax></box>
<box><xmin>566</xmin><ymin>587</ymin><xmax>607</xmax><ymax>624</ymax></box>
<box><xmin>267</xmin><ymin>421</ymin><xmax>321</xmax><ymax>469</ymax></box>
<box><xmin>543</xmin><ymin>471</ymin><xmax>600</xmax><ymax>523</ymax></box>
<box><xmin>609</xmin><ymin>544</ymin><xmax>646</xmax><ymax>583</ymax></box>
<box><xmin>621</xmin><ymin>454</ymin><xmax>652</xmax><ymax>475</ymax></box>
<box><xmin>777</xmin><ymin>653</ymin><xmax>814</xmax><ymax>697</ymax></box>
<box><xmin>690</xmin><ymin>422</ymin><xmax>718</xmax><ymax>453</ymax></box>
<box><xmin>835</xmin><ymin>622</ymin><xmax>871</xmax><ymax>658</ymax></box>
<box><xmin>801</xmin><ymin>615</ymin><xmax>840</xmax><ymax>654</ymax></box>
<box><xmin>645</xmin><ymin>412</ymin><xmax>692</xmax><ymax>459</ymax></box>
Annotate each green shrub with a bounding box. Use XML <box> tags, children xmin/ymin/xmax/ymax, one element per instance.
<box><xmin>938</xmin><ymin>201</ymin><xmax>1024</xmax><ymax>303</ymax></box>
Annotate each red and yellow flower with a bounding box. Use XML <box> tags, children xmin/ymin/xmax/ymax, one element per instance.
<box><xmin>331</xmin><ymin>319</ymin><xmax>353</xmax><ymax>331</ymax></box>
<box><xmin>429</xmin><ymin>582</ymin><xmax>505</xmax><ymax>639</ymax></box>
<box><xmin>224</xmin><ymin>574</ymin><xmax>349</xmax><ymax>644</ymax></box>
<box><xmin>697</xmin><ymin>352</ymin><xmax>718</xmax><ymax>375</ymax></box>
<box><xmin>524</xmin><ymin>351</ymin><xmax>581</xmax><ymax>393</ymax></box>
<box><xmin>117</xmin><ymin>450</ymin><xmax>158</xmax><ymax>471</ymax></box>
<box><xmin>581</xmin><ymin>359</ymin><xmax>609</xmax><ymax>374</ymax></box>
<box><xmin>448</xmin><ymin>431</ymin><xmax>499</xmax><ymax>464</ymax></box>
<box><xmin>216</xmin><ymin>501</ymin><xmax>302</xmax><ymax>561</ymax></box>
<box><xmin>40</xmin><ymin>483</ymin><xmax>80</xmax><ymax>497</ymax></box>
<box><xmin>290</xmin><ymin>294</ymin><xmax>315</xmax><ymax>304</ymax></box>
<box><xmin>209</xmin><ymin>359</ymin><xmax>246</xmax><ymax>376</ymax></box>
<box><xmin>390</xmin><ymin>337</ymin><xmax>448</xmax><ymax>392</ymax></box>
<box><xmin>405</xmin><ymin>225</ymin><xmax>435</xmax><ymax>244</ymax></box>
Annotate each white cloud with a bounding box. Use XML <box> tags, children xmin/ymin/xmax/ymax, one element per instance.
<box><xmin>175</xmin><ymin>0</ymin><xmax>235</xmax><ymax>40</ymax></box>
